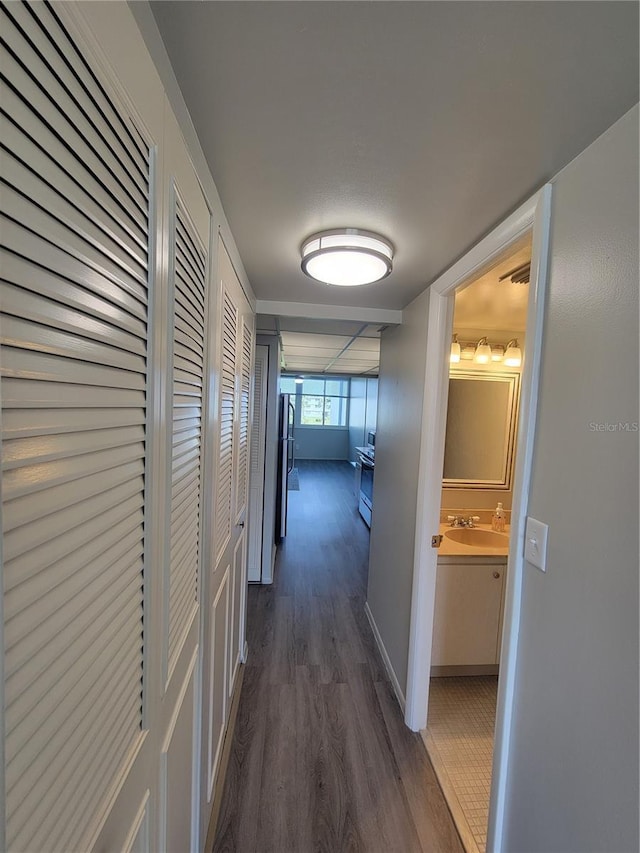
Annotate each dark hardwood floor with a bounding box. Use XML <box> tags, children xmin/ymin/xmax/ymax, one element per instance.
<box><xmin>212</xmin><ymin>460</ymin><xmax>463</xmax><ymax>853</ymax></box>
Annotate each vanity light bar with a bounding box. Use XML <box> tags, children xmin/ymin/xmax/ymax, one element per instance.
<box><xmin>453</xmin><ymin>338</ymin><xmax>522</xmax><ymax>366</ymax></box>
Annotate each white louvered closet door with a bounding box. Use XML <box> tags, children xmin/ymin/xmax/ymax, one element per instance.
<box><xmin>165</xmin><ymin>192</ymin><xmax>207</xmax><ymax>686</ymax></box>
<box><xmin>0</xmin><ymin>2</ymin><xmax>153</xmax><ymax>851</ymax></box>
<box><xmin>203</xmin><ymin>238</ymin><xmax>253</xmax><ymax>825</ymax></box>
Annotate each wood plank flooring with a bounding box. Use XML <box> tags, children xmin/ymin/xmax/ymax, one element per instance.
<box><xmin>213</xmin><ymin>460</ymin><xmax>463</xmax><ymax>853</ymax></box>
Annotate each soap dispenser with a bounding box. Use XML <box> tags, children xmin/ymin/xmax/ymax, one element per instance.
<box><xmin>492</xmin><ymin>502</ymin><xmax>505</xmax><ymax>532</ymax></box>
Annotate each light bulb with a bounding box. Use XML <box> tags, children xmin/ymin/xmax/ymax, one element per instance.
<box><xmin>504</xmin><ymin>339</ymin><xmax>522</xmax><ymax>367</ymax></box>
<box><xmin>474</xmin><ymin>337</ymin><xmax>492</xmax><ymax>364</ymax></box>
<box><xmin>450</xmin><ymin>334</ymin><xmax>461</xmax><ymax>363</ymax></box>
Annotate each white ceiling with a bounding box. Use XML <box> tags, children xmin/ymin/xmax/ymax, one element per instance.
<box><xmin>453</xmin><ymin>240</ymin><xmax>531</xmax><ymax>336</ymax></box>
<box><xmin>150</xmin><ymin>2</ymin><xmax>638</xmax><ymax>312</ymax></box>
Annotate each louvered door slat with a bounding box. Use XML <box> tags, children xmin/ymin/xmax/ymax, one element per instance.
<box><xmin>166</xmin><ymin>193</ymin><xmax>207</xmax><ymax>680</ymax></box>
<box><xmin>6</xmin><ymin>588</ymin><xmax>142</xmax><ymax>747</ymax></box>
<box><xmin>4</xmin><ymin>476</ymin><xmax>143</xmax><ymax>563</ymax></box>
<box><xmin>234</xmin><ymin>320</ymin><xmax>252</xmax><ymax>520</ymax></box>
<box><xmin>2</xmin><ymin>117</ymin><xmax>148</xmax><ymax>256</ymax></box>
<box><xmin>2</xmin><ymin>147</ymin><xmax>148</xmax><ymax>272</ymax></box>
<box><xmin>0</xmin><ymin>253</ymin><xmax>147</xmax><ymax>339</ymax></box>
<box><xmin>1</xmin><ymin>379</ymin><xmax>145</xmax><ymax>411</ymax></box>
<box><xmin>3</xmin><ymin>406</ymin><xmax>145</xmax><ymax>439</ymax></box>
<box><xmin>175</xmin><ymin>267</ymin><xmax>206</xmax><ymax>329</ymax></box>
<box><xmin>12</xmin><ymin>638</ymin><xmax>141</xmax><ymax>800</ymax></box>
<box><xmin>1</xmin><ymin>4</ymin><xmax>149</xmax><ymax>849</ymax></box>
<box><xmin>174</xmin><ymin>332</ymin><xmax>204</xmax><ymax>362</ymax></box>
<box><xmin>176</xmin><ymin>219</ymin><xmax>206</xmax><ymax>281</ymax></box>
<box><xmin>2</xmin><ymin>7</ymin><xmax>149</xmax><ymax>199</ymax></box>
<box><xmin>3</xmin><ymin>183</ymin><xmax>147</xmax><ymax>289</ymax></box>
<box><xmin>1</xmin><ymin>217</ymin><xmax>148</xmax><ymax>314</ymax></box>
<box><xmin>176</xmin><ymin>241</ymin><xmax>206</xmax><ymax>290</ymax></box>
<box><xmin>4</xmin><ymin>1</ymin><xmax>148</xmax><ymax>187</ymax></box>
<box><xmin>214</xmin><ymin>288</ymin><xmax>238</xmax><ymax>565</ymax></box>
<box><xmin>1</xmin><ymin>283</ymin><xmax>146</xmax><ymax>354</ymax></box>
<box><xmin>3</xmin><ymin>458</ymin><xmax>143</xmax><ymax>532</ymax></box>
<box><xmin>27</xmin><ymin>693</ymin><xmax>141</xmax><ymax>853</ymax></box>
<box><xmin>22</xmin><ymin>2</ymin><xmax>149</xmax><ymax>169</ymax></box>
<box><xmin>1</xmin><ymin>52</ymin><xmax>148</xmax><ymax>217</ymax></box>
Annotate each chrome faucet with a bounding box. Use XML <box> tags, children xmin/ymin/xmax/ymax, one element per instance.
<box><xmin>447</xmin><ymin>515</ymin><xmax>481</xmax><ymax>528</ymax></box>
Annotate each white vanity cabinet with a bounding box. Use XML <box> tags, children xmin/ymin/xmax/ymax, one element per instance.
<box><xmin>431</xmin><ymin>556</ymin><xmax>507</xmax><ymax>669</ymax></box>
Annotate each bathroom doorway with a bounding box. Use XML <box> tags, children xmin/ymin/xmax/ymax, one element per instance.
<box><xmin>403</xmin><ymin>187</ymin><xmax>552</xmax><ymax>852</ymax></box>
<box><xmin>424</xmin><ymin>239</ymin><xmax>530</xmax><ymax>853</ymax></box>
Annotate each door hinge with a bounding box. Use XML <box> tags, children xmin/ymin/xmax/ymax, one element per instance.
<box><xmin>431</xmin><ymin>534</ymin><xmax>443</xmax><ymax>549</ymax></box>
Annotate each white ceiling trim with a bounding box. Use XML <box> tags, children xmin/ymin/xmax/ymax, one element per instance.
<box><xmin>256</xmin><ymin>300</ymin><xmax>402</xmax><ymax>325</ymax></box>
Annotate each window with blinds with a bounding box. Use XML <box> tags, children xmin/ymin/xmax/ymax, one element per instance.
<box><xmin>214</xmin><ymin>289</ymin><xmax>237</xmax><ymax>567</ymax></box>
<box><xmin>1</xmin><ymin>2</ymin><xmax>149</xmax><ymax>850</ymax></box>
<box><xmin>167</xmin><ymin>195</ymin><xmax>206</xmax><ymax>679</ymax></box>
<box><xmin>234</xmin><ymin>321</ymin><xmax>252</xmax><ymax>521</ymax></box>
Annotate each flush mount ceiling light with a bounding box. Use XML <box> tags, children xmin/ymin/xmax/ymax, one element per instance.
<box><xmin>300</xmin><ymin>229</ymin><xmax>393</xmax><ymax>287</ymax></box>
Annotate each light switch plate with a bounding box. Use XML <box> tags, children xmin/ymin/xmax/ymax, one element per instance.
<box><xmin>524</xmin><ymin>516</ymin><xmax>549</xmax><ymax>572</ymax></box>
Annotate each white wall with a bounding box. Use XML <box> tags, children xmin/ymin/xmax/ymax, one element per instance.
<box><xmin>367</xmin><ymin>288</ymin><xmax>429</xmax><ymax>694</ymax></box>
<box><xmin>502</xmin><ymin>106</ymin><xmax>639</xmax><ymax>853</ymax></box>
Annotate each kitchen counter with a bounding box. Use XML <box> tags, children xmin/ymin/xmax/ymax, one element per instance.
<box><xmin>355</xmin><ymin>445</ymin><xmax>374</xmax><ymax>457</ymax></box>
<box><xmin>438</xmin><ymin>522</ymin><xmax>510</xmax><ymax>557</ymax></box>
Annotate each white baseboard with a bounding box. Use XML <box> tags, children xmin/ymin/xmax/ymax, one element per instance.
<box><xmin>364</xmin><ymin>601</ymin><xmax>406</xmax><ymax>712</ymax></box>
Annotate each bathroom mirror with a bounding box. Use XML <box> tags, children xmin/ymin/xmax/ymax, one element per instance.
<box><xmin>442</xmin><ymin>369</ymin><xmax>520</xmax><ymax>489</ymax></box>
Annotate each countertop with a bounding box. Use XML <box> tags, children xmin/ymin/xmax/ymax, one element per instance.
<box><xmin>437</xmin><ymin>522</ymin><xmax>510</xmax><ymax>557</ymax></box>
<box><xmin>355</xmin><ymin>446</ymin><xmax>375</xmax><ymax>462</ymax></box>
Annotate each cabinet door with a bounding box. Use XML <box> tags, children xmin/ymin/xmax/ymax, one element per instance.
<box><xmin>431</xmin><ymin>561</ymin><xmax>505</xmax><ymax>666</ymax></box>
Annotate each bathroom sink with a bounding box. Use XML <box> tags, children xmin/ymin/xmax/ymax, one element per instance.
<box><xmin>444</xmin><ymin>527</ymin><xmax>509</xmax><ymax>548</ymax></box>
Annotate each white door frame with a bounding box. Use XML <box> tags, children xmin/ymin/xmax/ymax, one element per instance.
<box><xmin>404</xmin><ymin>185</ymin><xmax>552</xmax><ymax>852</ymax></box>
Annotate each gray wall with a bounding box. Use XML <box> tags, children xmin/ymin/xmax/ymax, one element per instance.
<box><xmin>295</xmin><ymin>427</ymin><xmax>349</xmax><ymax>460</ymax></box>
<box><xmin>367</xmin><ymin>288</ymin><xmax>429</xmax><ymax>693</ymax></box>
<box><xmin>503</xmin><ymin>106</ymin><xmax>639</xmax><ymax>853</ymax></box>
<box><xmin>367</xmin><ymin>106</ymin><xmax>639</xmax><ymax>849</ymax></box>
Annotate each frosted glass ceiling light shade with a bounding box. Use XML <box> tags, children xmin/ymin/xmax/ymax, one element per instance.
<box><xmin>504</xmin><ymin>339</ymin><xmax>522</xmax><ymax>367</ymax></box>
<box><xmin>450</xmin><ymin>334</ymin><xmax>461</xmax><ymax>363</ymax></box>
<box><xmin>300</xmin><ymin>229</ymin><xmax>393</xmax><ymax>286</ymax></box>
<box><xmin>474</xmin><ymin>337</ymin><xmax>492</xmax><ymax>364</ymax></box>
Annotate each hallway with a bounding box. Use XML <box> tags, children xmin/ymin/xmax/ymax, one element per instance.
<box><xmin>213</xmin><ymin>461</ymin><xmax>463</xmax><ymax>853</ymax></box>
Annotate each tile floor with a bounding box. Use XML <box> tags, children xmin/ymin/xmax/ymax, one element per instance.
<box><xmin>425</xmin><ymin>676</ymin><xmax>498</xmax><ymax>853</ymax></box>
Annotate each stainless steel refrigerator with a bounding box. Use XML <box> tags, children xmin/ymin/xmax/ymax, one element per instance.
<box><xmin>275</xmin><ymin>393</ymin><xmax>295</xmax><ymax>540</ymax></box>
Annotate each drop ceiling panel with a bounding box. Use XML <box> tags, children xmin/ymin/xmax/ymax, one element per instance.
<box><xmin>284</xmin><ymin>346</ymin><xmax>344</xmax><ymax>358</ymax></box>
<box><xmin>280</xmin><ymin>332</ymin><xmax>352</xmax><ymax>349</ymax></box>
<box><xmin>284</xmin><ymin>357</ymin><xmax>335</xmax><ymax>367</ymax></box>
<box><xmin>346</xmin><ymin>338</ymin><xmax>381</xmax><ymax>354</ymax></box>
<box><xmin>333</xmin><ymin>357</ymin><xmax>379</xmax><ymax>366</ymax></box>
